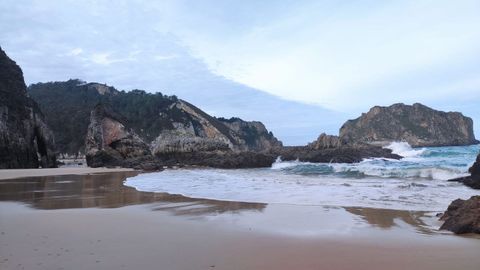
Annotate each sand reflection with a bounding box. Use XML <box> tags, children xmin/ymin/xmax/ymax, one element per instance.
<box><xmin>0</xmin><ymin>172</ymin><xmax>266</xmax><ymax>215</ymax></box>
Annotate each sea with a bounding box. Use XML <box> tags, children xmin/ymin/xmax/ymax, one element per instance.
<box><xmin>124</xmin><ymin>142</ymin><xmax>480</xmax><ymax>211</ymax></box>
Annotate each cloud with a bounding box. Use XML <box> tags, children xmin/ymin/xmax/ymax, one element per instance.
<box><xmin>0</xmin><ymin>0</ymin><xmax>479</xmax><ymax>141</ymax></box>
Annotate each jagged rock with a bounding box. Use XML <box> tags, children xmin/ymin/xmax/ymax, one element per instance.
<box><xmin>308</xmin><ymin>133</ymin><xmax>344</xmax><ymax>149</ymax></box>
<box><xmin>275</xmin><ymin>144</ymin><xmax>401</xmax><ymax>163</ymax></box>
<box><xmin>0</xmin><ymin>47</ymin><xmax>56</xmax><ymax>168</ymax></box>
<box><xmin>440</xmin><ymin>196</ymin><xmax>480</xmax><ymax>234</ymax></box>
<box><xmin>29</xmin><ymin>81</ymin><xmax>283</xmax><ymax>156</ymax></box>
<box><xmin>449</xmin><ymin>153</ymin><xmax>480</xmax><ymax>189</ymax></box>
<box><xmin>85</xmin><ymin>104</ymin><xmax>157</xmax><ymax>169</ymax></box>
<box><xmin>339</xmin><ymin>103</ymin><xmax>478</xmax><ymax>147</ymax></box>
<box><xmin>217</xmin><ymin>117</ymin><xmax>283</xmax><ymax>152</ymax></box>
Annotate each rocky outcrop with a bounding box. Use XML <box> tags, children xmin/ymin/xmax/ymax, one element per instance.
<box><xmin>276</xmin><ymin>144</ymin><xmax>401</xmax><ymax>163</ymax></box>
<box><xmin>449</xmin><ymin>153</ymin><xmax>480</xmax><ymax>189</ymax></box>
<box><xmin>85</xmin><ymin>104</ymin><xmax>159</xmax><ymax>170</ymax></box>
<box><xmin>85</xmin><ymin>104</ymin><xmax>275</xmax><ymax>169</ymax></box>
<box><xmin>275</xmin><ymin>132</ymin><xmax>401</xmax><ymax>163</ymax></box>
<box><xmin>440</xmin><ymin>196</ymin><xmax>480</xmax><ymax>234</ymax></box>
<box><xmin>29</xmin><ymin>81</ymin><xmax>283</xmax><ymax>156</ymax></box>
<box><xmin>339</xmin><ymin>103</ymin><xmax>478</xmax><ymax>147</ymax></box>
<box><xmin>155</xmin><ymin>151</ymin><xmax>276</xmax><ymax>169</ymax></box>
<box><xmin>0</xmin><ymin>47</ymin><xmax>56</xmax><ymax>168</ymax></box>
<box><xmin>217</xmin><ymin>117</ymin><xmax>283</xmax><ymax>152</ymax></box>
<box><xmin>308</xmin><ymin>133</ymin><xmax>344</xmax><ymax>149</ymax></box>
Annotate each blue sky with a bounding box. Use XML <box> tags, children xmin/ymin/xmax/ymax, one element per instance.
<box><xmin>1</xmin><ymin>0</ymin><xmax>479</xmax><ymax>145</ymax></box>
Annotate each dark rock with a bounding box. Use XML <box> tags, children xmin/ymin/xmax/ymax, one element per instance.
<box><xmin>449</xmin><ymin>153</ymin><xmax>480</xmax><ymax>189</ymax></box>
<box><xmin>275</xmin><ymin>144</ymin><xmax>401</xmax><ymax>163</ymax></box>
<box><xmin>156</xmin><ymin>151</ymin><xmax>276</xmax><ymax>169</ymax></box>
<box><xmin>439</xmin><ymin>196</ymin><xmax>480</xmax><ymax>234</ymax></box>
<box><xmin>339</xmin><ymin>103</ymin><xmax>478</xmax><ymax>147</ymax></box>
<box><xmin>0</xmin><ymin>47</ymin><xmax>56</xmax><ymax>168</ymax></box>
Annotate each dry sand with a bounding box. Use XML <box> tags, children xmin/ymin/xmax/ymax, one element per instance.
<box><xmin>0</xmin><ymin>171</ymin><xmax>479</xmax><ymax>270</ymax></box>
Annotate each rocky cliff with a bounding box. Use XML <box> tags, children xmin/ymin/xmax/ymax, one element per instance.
<box><xmin>0</xmin><ymin>47</ymin><xmax>56</xmax><ymax>168</ymax></box>
<box><xmin>85</xmin><ymin>104</ymin><xmax>276</xmax><ymax>169</ymax></box>
<box><xmin>85</xmin><ymin>104</ymin><xmax>156</xmax><ymax>169</ymax></box>
<box><xmin>339</xmin><ymin>103</ymin><xmax>478</xmax><ymax>147</ymax></box>
<box><xmin>29</xmin><ymin>80</ymin><xmax>282</xmax><ymax>156</ymax></box>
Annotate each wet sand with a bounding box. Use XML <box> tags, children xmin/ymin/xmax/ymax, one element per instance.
<box><xmin>0</xmin><ymin>167</ymin><xmax>135</xmax><ymax>180</ymax></box>
<box><xmin>0</xmin><ymin>171</ymin><xmax>479</xmax><ymax>270</ymax></box>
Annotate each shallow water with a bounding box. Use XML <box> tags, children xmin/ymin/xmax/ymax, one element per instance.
<box><xmin>0</xmin><ymin>172</ymin><xmax>445</xmax><ymax>235</ymax></box>
<box><xmin>125</xmin><ymin>144</ymin><xmax>480</xmax><ymax>211</ymax></box>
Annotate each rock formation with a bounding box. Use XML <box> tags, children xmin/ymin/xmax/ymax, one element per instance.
<box><xmin>449</xmin><ymin>153</ymin><xmax>480</xmax><ymax>189</ymax></box>
<box><xmin>85</xmin><ymin>104</ymin><xmax>158</xmax><ymax>170</ymax></box>
<box><xmin>339</xmin><ymin>103</ymin><xmax>478</xmax><ymax>147</ymax></box>
<box><xmin>29</xmin><ymin>81</ymin><xmax>282</xmax><ymax>156</ymax></box>
<box><xmin>217</xmin><ymin>117</ymin><xmax>283</xmax><ymax>152</ymax></box>
<box><xmin>275</xmin><ymin>144</ymin><xmax>401</xmax><ymax>164</ymax></box>
<box><xmin>85</xmin><ymin>103</ymin><xmax>276</xmax><ymax>169</ymax></box>
<box><xmin>0</xmin><ymin>47</ymin><xmax>56</xmax><ymax>168</ymax></box>
<box><xmin>308</xmin><ymin>133</ymin><xmax>344</xmax><ymax>149</ymax></box>
<box><xmin>440</xmin><ymin>196</ymin><xmax>480</xmax><ymax>234</ymax></box>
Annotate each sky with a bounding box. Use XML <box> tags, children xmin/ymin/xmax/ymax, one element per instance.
<box><xmin>1</xmin><ymin>0</ymin><xmax>479</xmax><ymax>145</ymax></box>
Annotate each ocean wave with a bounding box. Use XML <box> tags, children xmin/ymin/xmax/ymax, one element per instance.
<box><xmin>124</xmin><ymin>144</ymin><xmax>479</xmax><ymax>211</ymax></box>
<box><xmin>384</xmin><ymin>141</ymin><xmax>425</xmax><ymax>158</ymax></box>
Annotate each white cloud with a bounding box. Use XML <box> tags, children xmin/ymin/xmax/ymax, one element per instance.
<box><xmin>150</xmin><ymin>0</ymin><xmax>480</xmax><ymax>110</ymax></box>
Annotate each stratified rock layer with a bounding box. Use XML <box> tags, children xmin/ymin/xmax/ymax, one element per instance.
<box><xmin>339</xmin><ymin>103</ymin><xmax>478</xmax><ymax>147</ymax></box>
<box><xmin>440</xmin><ymin>196</ymin><xmax>480</xmax><ymax>234</ymax></box>
<box><xmin>29</xmin><ymin>81</ymin><xmax>282</xmax><ymax>155</ymax></box>
<box><xmin>85</xmin><ymin>104</ymin><xmax>157</xmax><ymax>170</ymax></box>
<box><xmin>0</xmin><ymin>47</ymin><xmax>56</xmax><ymax>168</ymax></box>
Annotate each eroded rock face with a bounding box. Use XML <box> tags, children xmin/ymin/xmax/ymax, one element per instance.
<box><xmin>150</xmin><ymin>101</ymin><xmax>282</xmax><ymax>157</ymax></box>
<box><xmin>339</xmin><ymin>103</ymin><xmax>478</xmax><ymax>147</ymax></box>
<box><xmin>308</xmin><ymin>133</ymin><xmax>344</xmax><ymax>149</ymax></box>
<box><xmin>0</xmin><ymin>47</ymin><xmax>56</xmax><ymax>168</ymax></box>
<box><xmin>85</xmin><ymin>104</ymin><xmax>155</xmax><ymax>169</ymax></box>
<box><xmin>440</xmin><ymin>196</ymin><xmax>480</xmax><ymax>234</ymax></box>
<box><xmin>217</xmin><ymin>117</ymin><xmax>283</xmax><ymax>152</ymax></box>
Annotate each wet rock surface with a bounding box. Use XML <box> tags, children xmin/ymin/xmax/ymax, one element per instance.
<box><xmin>440</xmin><ymin>196</ymin><xmax>480</xmax><ymax>234</ymax></box>
<box><xmin>449</xmin><ymin>153</ymin><xmax>480</xmax><ymax>189</ymax></box>
<box><xmin>275</xmin><ymin>145</ymin><xmax>400</xmax><ymax>163</ymax></box>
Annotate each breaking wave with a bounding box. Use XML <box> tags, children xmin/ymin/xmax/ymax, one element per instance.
<box><xmin>125</xmin><ymin>144</ymin><xmax>480</xmax><ymax>211</ymax></box>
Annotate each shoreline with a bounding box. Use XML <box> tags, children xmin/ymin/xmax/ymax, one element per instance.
<box><xmin>0</xmin><ymin>171</ymin><xmax>479</xmax><ymax>269</ymax></box>
<box><xmin>0</xmin><ymin>167</ymin><xmax>136</xmax><ymax>180</ymax></box>
<box><xmin>1</xmin><ymin>201</ymin><xmax>479</xmax><ymax>270</ymax></box>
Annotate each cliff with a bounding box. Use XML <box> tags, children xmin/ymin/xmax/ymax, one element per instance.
<box><xmin>339</xmin><ymin>103</ymin><xmax>478</xmax><ymax>147</ymax></box>
<box><xmin>0</xmin><ymin>47</ymin><xmax>56</xmax><ymax>168</ymax></box>
<box><xmin>29</xmin><ymin>80</ymin><xmax>282</xmax><ymax>156</ymax></box>
<box><xmin>85</xmin><ymin>104</ymin><xmax>157</xmax><ymax>169</ymax></box>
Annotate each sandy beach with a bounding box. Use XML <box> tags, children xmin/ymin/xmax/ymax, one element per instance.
<box><xmin>0</xmin><ymin>167</ymin><xmax>135</xmax><ymax>180</ymax></box>
<box><xmin>1</xmin><ymin>170</ymin><xmax>479</xmax><ymax>270</ymax></box>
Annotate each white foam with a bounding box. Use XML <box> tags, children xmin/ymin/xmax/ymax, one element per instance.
<box><xmin>384</xmin><ymin>142</ymin><xmax>425</xmax><ymax>158</ymax></box>
<box><xmin>124</xmin><ymin>168</ymin><xmax>478</xmax><ymax>211</ymax></box>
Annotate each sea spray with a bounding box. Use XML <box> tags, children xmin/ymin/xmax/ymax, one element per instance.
<box><xmin>125</xmin><ymin>144</ymin><xmax>480</xmax><ymax>211</ymax></box>
<box><xmin>384</xmin><ymin>141</ymin><xmax>425</xmax><ymax>158</ymax></box>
